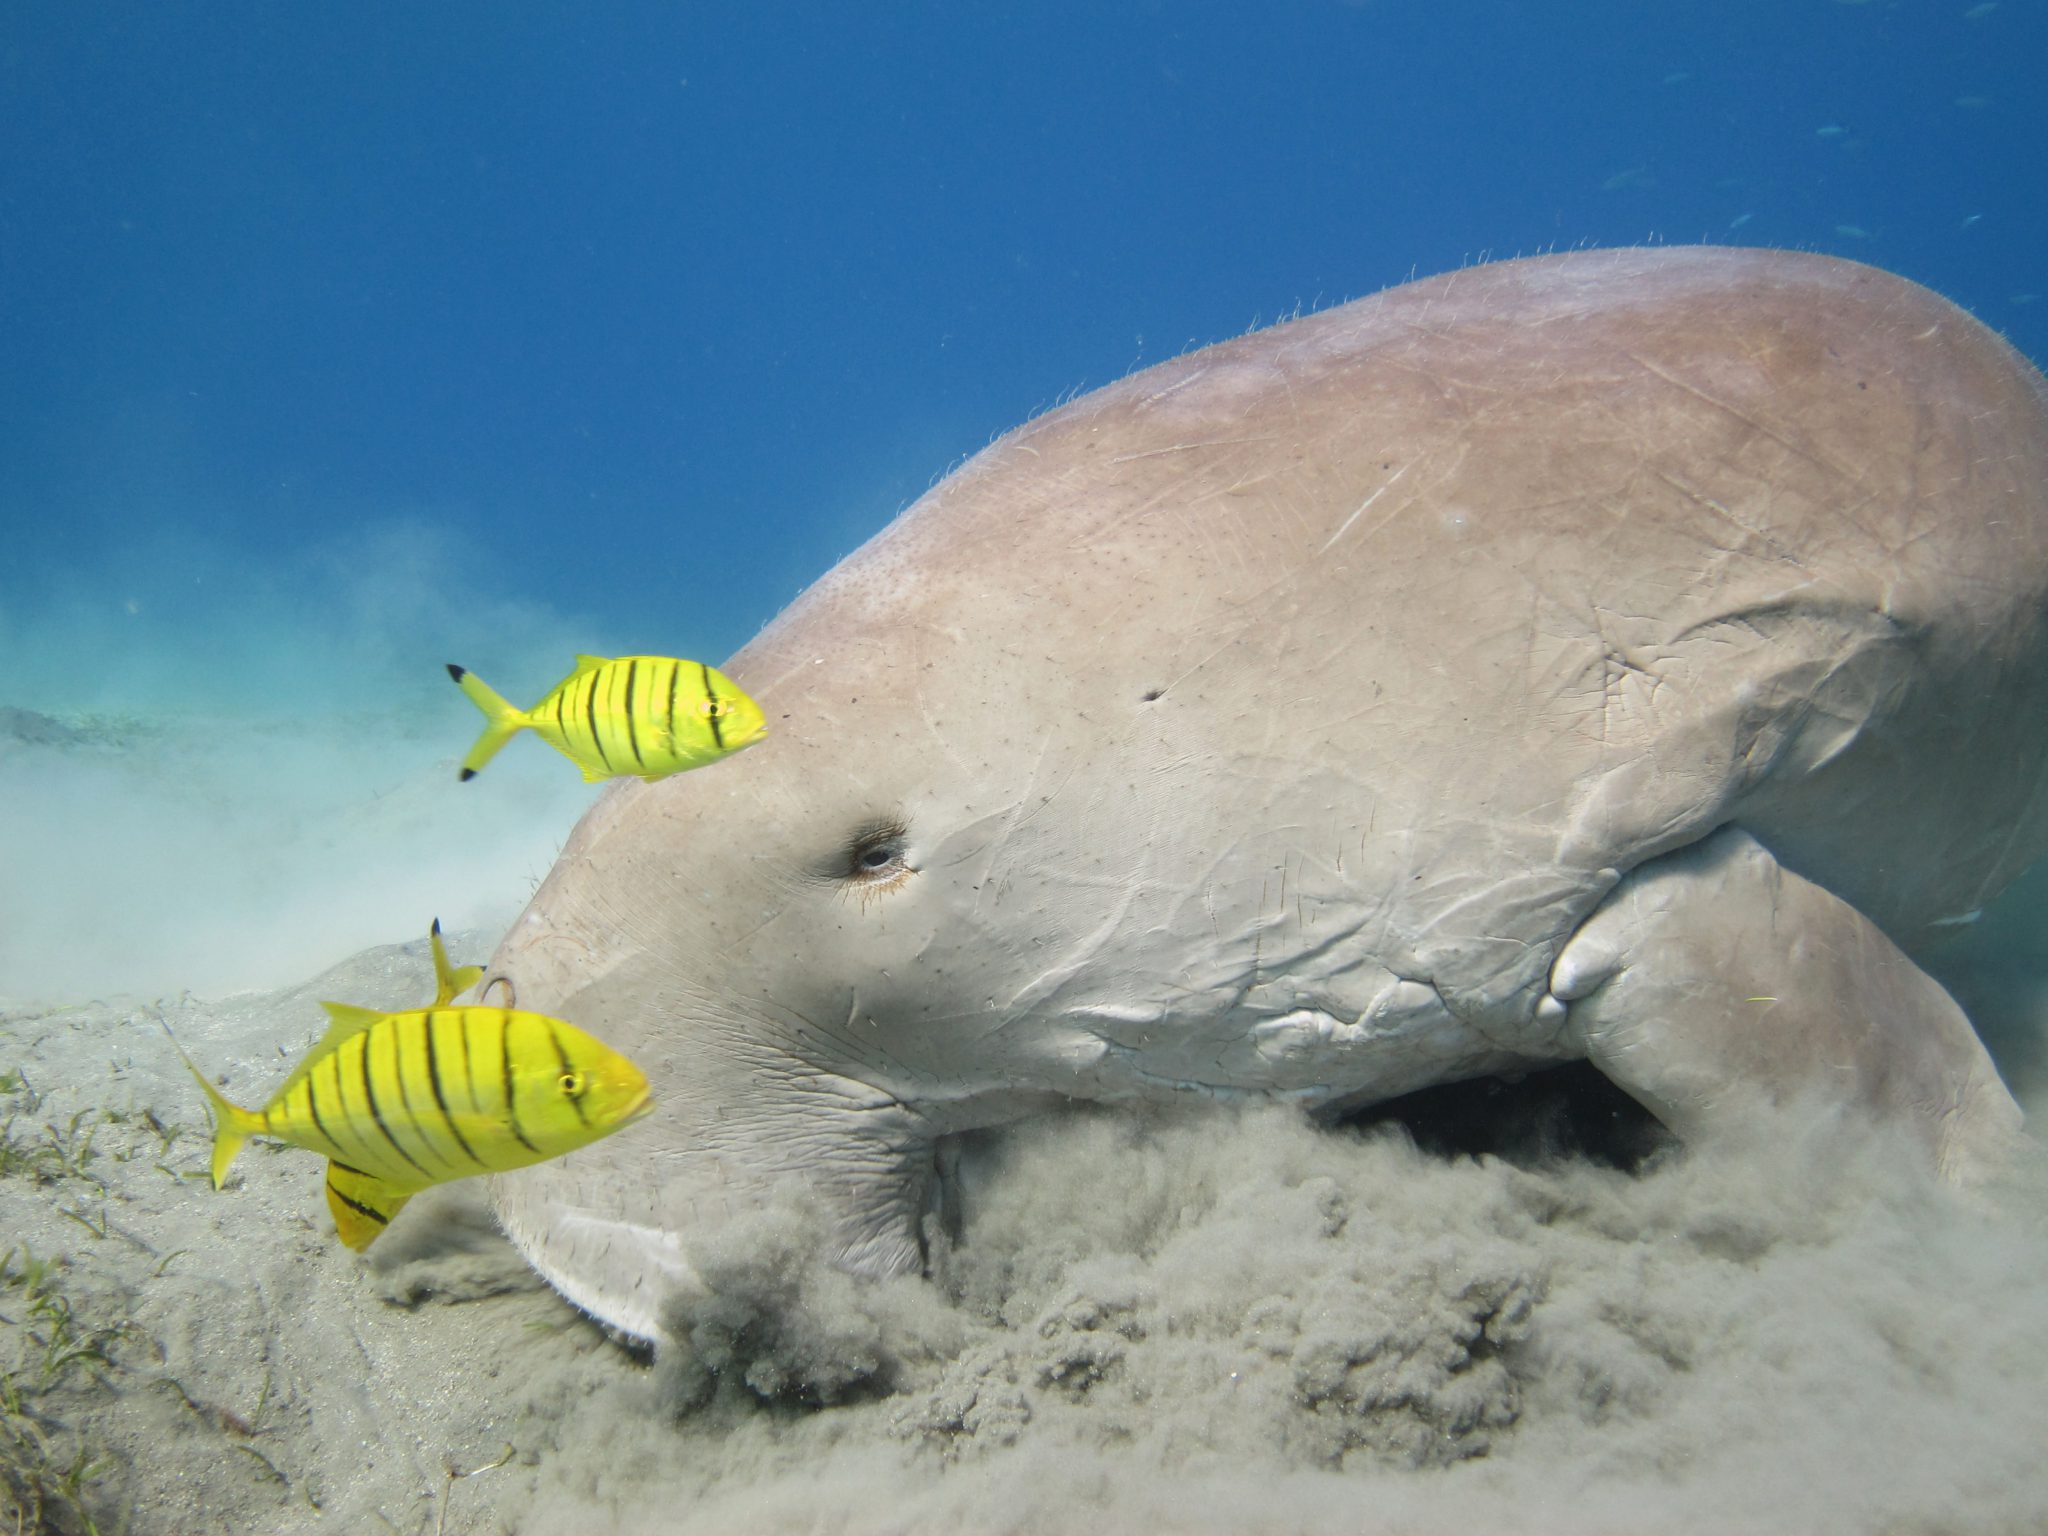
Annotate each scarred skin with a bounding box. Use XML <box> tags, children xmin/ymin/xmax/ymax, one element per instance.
<box><xmin>481</xmin><ymin>248</ymin><xmax>2048</xmax><ymax>1344</ymax></box>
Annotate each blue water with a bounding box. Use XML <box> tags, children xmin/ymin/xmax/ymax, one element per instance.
<box><xmin>1</xmin><ymin>1</ymin><xmax>2044</xmax><ymax>996</ymax></box>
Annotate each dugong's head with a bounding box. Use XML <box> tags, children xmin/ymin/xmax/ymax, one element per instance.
<box><xmin>485</xmin><ymin>361</ymin><xmax>1349</xmax><ymax>1343</ymax></box>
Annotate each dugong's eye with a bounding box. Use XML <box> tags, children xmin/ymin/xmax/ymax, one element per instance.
<box><xmin>836</xmin><ymin>819</ymin><xmax>915</xmax><ymax>901</ymax></box>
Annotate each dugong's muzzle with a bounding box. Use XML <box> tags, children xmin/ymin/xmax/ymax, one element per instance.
<box><xmin>482</xmin><ymin>907</ymin><xmax>720</xmax><ymax>1344</ymax></box>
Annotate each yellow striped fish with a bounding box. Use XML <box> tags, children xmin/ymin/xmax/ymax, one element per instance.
<box><xmin>171</xmin><ymin>923</ymin><xmax>652</xmax><ymax>1251</ymax></box>
<box><xmin>447</xmin><ymin>654</ymin><xmax>767</xmax><ymax>783</ymax></box>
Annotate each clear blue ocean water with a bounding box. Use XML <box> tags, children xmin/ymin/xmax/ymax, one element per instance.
<box><xmin>2</xmin><ymin>1</ymin><xmax>2044</xmax><ymax>997</ymax></box>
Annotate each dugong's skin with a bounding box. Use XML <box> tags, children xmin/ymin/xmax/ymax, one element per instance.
<box><xmin>485</xmin><ymin>248</ymin><xmax>2048</xmax><ymax>1344</ymax></box>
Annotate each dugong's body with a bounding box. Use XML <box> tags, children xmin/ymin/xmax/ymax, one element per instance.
<box><xmin>487</xmin><ymin>248</ymin><xmax>2048</xmax><ymax>1344</ymax></box>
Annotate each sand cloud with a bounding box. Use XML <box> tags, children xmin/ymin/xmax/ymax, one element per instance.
<box><xmin>0</xmin><ymin>515</ymin><xmax>657</xmax><ymax>1001</ymax></box>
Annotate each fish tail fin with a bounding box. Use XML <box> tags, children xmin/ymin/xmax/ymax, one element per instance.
<box><xmin>325</xmin><ymin>1162</ymin><xmax>415</xmax><ymax>1251</ymax></box>
<box><xmin>446</xmin><ymin>663</ymin><xmax>528</xmax><ymax>781</ymax></box>
<box><xmin>158</xmin><ymin>1018</ymin><xmax>264</xmax><ymax>1188</ymax></box>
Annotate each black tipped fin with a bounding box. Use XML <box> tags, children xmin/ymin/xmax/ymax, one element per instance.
<box><xmin>458</xmin><ymin>767</ymin><xmax>476</xmax><ymax>782</ymax></box>
<box><xmin>446</xmin><ymin>662</ymin><xmax>467</xmax><ymax>682</ymax></box>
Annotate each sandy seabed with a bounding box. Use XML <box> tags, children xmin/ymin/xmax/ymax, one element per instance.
<box><xmin>4</xmin><ymin>927</ymin><xmax>2048</xmax><ymax>1536</ymax></box>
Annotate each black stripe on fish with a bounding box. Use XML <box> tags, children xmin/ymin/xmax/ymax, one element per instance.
<box><xmin>663</xmin><ymin>660</ymin><xmax>681</xmax><ymax>748</ymax></box>
<box><xmin>585</xmin><ymin>667</ymin><xmax>612</xmax><ymax>774</ymax></box>
<box><xmin>326</xmin><ymin>1176</ymin><xmax>389</xmax><ymax>1227</ymax></box>
<box><xmin>557</xmin><ymin>679</ymin><xmax>581</xmax><ymax>757</ymax></box>
<box><xmin>564</xmin><ymin>670</ymin><xmax>587</xmax><ymax>756</ymax></box>
<box><xmin>623</xmin><ymin>658</ymin><xmax>644</xmax><ymax>769</ymax></box>
<box><xmin>456</xmin><ymin>1009</ymin><xmax>475</xmax><ymax>1111</ymax></box>
<box><xmin>702</xmin><ymin>663</ymin><xmax>726</xmax><ymax>751</ymax></box>
<box><xmin>391</xmin><ymin>1015</ymin><xmax>436</xmax><ymax>1173</ymax></box>
<box><xmin>306</xmin><ymin>1058</ymin><xmax>349</xmax><ymax>1161</ymax></box>
<box><xmin>399</xmin><ymin>1014</ymin><xmax>462</xmax><ymax>1177</ymax></box>
<box><xmin>544</xmin><ymin>1019</ymin><xmax>591</xmax><ymax>1128</ymax></box>
<box><xmin>504</xmin><ymin>1018</ymin><xmax>540</xmax><ymax>1154</ymax></box>
<box><xmin>358</xmin><ymin>1035</ymin><xmax>431</xmax><ymax>1177</ymax></box>
<box><xmin>424</xmin><ymin>1011</ymin><xmax>486</xmax><ymax>1168</ymax></box>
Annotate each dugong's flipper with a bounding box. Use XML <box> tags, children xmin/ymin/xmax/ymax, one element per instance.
<box><xmin>1551</xmin><ymin>827</ymin><xmax>2023</xmax><ymax>1183</ymax></box>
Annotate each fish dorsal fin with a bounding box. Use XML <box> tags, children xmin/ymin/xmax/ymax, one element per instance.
<box><xmin>570</xmin><ymin>654</ymin><xmax>611</xmax><ymax>677</ymax></box>
<box><xmin>428</xmin><ymin>920</ymin><xmax>483</xmax><ymax>1005</ymax></box>
<box><xmin>273</xmin><ymin>1001</ymin><xmax>388</xmax><ymax>1102</ymax></box>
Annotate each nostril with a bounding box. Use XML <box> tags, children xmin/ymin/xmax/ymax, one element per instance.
<box><xmin>480</xmin><ymin>975</ymin><xmax>516</xmax><ymax>1008</ymax></box>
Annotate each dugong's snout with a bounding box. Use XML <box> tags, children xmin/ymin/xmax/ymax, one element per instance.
<box><xmin>481</xmin><ymin>909</ymin><xmax>727</xmax><ymax>1344</ymax></box>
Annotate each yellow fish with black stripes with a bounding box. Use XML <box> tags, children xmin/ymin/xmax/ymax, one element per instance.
<box><xmin>446</xmin><ymin>653</ymin><xmax>767</xmax><ymax>783</ymax></box>
<box><xmin>170</xmin><ymin>921</ymin><xmax>652</xmax><ymax>1251</ymax></box>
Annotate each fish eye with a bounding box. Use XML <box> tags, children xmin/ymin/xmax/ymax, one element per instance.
<box><xmin>698</xmin><ymin>697</ymin><xmax>734</xmax><ymax>718</ymax></box>
<box><xmin>558</xmin><ymin>1070</ymin><xmax>585</xmax><ymax>1096</ymax></box>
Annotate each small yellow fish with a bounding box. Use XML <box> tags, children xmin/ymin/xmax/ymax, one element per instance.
<box><xmin>172</xmin><ymin>923</ymin><xmax>652</xmax><ymax>1250</ymax></box>
<box><xmin>447</xmin><ymin>654</ymin><xmax>767</xmax><ymax>783</ymax></box>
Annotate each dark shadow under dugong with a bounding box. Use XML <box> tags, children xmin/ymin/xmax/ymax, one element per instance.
<box><xmin>484</xmin><ymin>247</ymin><xmax>2048</xmax><ymax>1344</ymax></box>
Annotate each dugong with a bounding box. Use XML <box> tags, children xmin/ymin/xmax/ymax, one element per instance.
<box><xmin>485</xmin><ymin>247</ymin><xmax>2048</xmax><ymax>1344</ymax></box>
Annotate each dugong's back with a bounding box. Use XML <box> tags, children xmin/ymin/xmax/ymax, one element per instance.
<box><xmin>762</xmin><ymin>246</ymin><xmax>2048</xmax><ymax>992</ymax></box>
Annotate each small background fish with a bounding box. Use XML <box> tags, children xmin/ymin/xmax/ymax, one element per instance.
<box><xmin>448</xmin><ymin>654</ymin><xmax>767</xmax><ymax>783</ymax></box>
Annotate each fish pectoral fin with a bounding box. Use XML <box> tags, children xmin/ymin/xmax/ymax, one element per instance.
<box><xmin>325</xmin><ymin>1162</ymin><xmax>415</xmax><ymax>1252</ymax></box>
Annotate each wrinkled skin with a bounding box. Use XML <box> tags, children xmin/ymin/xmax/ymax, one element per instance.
<box><xmin>484</xmin><ymin>248</ymin><xmax>2048</xmax><ymax>1344</ymax></box>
